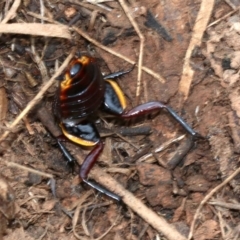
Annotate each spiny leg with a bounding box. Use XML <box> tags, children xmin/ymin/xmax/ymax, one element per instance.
<box><xmin>58</xmin><ymin>122</ymin><xmax>121</xmax><ymax>201</ymax></box>
<box><xmin>102</xmin><ymin>71</ymin><xmax>198</xmax><ymax>138</ymax></box>
<box><xmin>102</xmin><ymin>71</ymin><xmax>198</xmax><ymax>137</ymax></box>
<box><xmin>101</xmin><ymin>80</ymin><xmax>200</xmax><ymax>168</ymax></box>
<box><xmin>103</xmin><ymin>65</ymin><xmax>135</xmax><ymax>80</ymax></box>
<box><xmin>57</xmin><ymin>139</ymin><xmax>75</xmax><ymax>170</ymax></box>
<box><xmin>80</xmin><ymin>141</ymin><xmax>121</xmax><ymax>201</ymax></box>
<box><xmin>119</xmin><ymin>101</ymin><xmax>199</xmax><ymax>138</ymax></box>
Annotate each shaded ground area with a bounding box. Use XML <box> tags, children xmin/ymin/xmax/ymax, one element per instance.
<box><xmin>1</xmin><ymin>0</ymin><xmax>240</xmax><ymax>239</ymax></box>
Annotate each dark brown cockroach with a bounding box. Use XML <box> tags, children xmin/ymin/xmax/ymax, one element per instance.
<box><xmin>54</xmin><ymin>55</ymin><xmax>199</xmax><ymax>201</ymax></box>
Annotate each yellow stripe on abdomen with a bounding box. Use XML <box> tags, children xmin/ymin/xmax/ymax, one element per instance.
<box><xmin>105</xmin><ymin>80</ymin><xmax>127</xmax><ymax>110</ymax></box>
<box><xmin>60</xmin><ymin>124</ymin><xmax>97</xmax><ymax>147</ymax></box>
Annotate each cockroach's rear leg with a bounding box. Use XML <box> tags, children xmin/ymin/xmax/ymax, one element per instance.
<box><xmin>120</xmin><ymin>101</ymin><xmax>199</xmax><ymax>138</ymax></box>
<box><xmin>57</xmin><ymin>122</ymin><xmax>121</xmax><ymax>201</ymax></box>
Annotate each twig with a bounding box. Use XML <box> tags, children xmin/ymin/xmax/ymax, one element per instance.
<box><xmin>209</xmin><ymin>200</ymin><xmax>240</xmax><ymax>211</ymax></box>
<box><xmin>100</xmin><ymin>118</ymin><xmax>140</xmax><ymax>149</ymax></box>
<box><xmin>137</xmin><ymin>135</ymin><xmax>185</xmax><ymax>162</ymax></box>
<box><xmin>37</xmin><ymin>218</ymin><xmax>49</xmax><ymax>240</ymax></box>
<box><xmin>72</xmin><ymin>26</ymin><xmax>165</xmax><ymax>83</ymax></box>
<box><xmin>207</xmin><ymin>6</ymin><xmax>240</xmax><ymax>28</ymax></box>
<box><xmin>118</xmin><ymin>0</ymin><xmax>145</xmax><ymax>99</ymax></box>
<box><xmin>178</xmin><ymin>0</ymin><xmax>214</xmax><ymax>100</ymax></box>
<box><xmin>89</xmin><ymin>165</ymin><xmax>187</xmax><ymax>240</ymax></box>
<box><xmin>92</xmin><ymin>209</ymin><xmax>121</xmax><ymax>240</ymax></box>
<box><xmin>23</xmin><ymin>117</ymin><xmax>35</xmax><ymax>135</ymax></box>
<box><xmin>39</xmin><ymin>0</ymin><xmax>45</xmax><ymax>24</ymax></box>
<box><xmin>224</xmin><ymin>0</ymin><xmax>237</xmax><ymax>9</ymax></box>
<box><xmin>31</xmin><ymin>37</ymin><xmax>49</xmax><ymax>83</ymax></box>
<box><xmin>0</xmin><ymin>47</ymin><xmax>76</xmax><ymax>142</ymax></box>
<box><xmin>68</xmin><ymin>0</ymin><xmax>109</xmax><ymax>14</ymax></box>
<box><xmin>72</xmin><ymin>191</ymin><xmax>93</xmax><ymax>240</ymax></box>
<box><xmin>19</xmin><ymin>195</ymin><xmax>47</xmax><ymax>207</ymax></box>
<box><xmin>218</xmin><ymin>211</ymin><xmax>227</xmax><ymax>239</ymax></box>
<box><xmin>24</xmin><ymin>11</ymin><xmax>165</xmax><ymax>83</ymax></box>
<box><xmin>0</xmin><ymin>23</ymin><xmax>71</xmax><ymax>39</ymax></box>
<box><xmin>187</xmin><ymin>167</ymin><xmax>240</xmax><ymax>240</ymax></box>
<box><xmin>1</xmin><ymin>0</ymin><xmax>21</xmax><ymax>24</ymax></box>
<box><xmin>4</xmin><ymin>161</ymin><xmax>53</xmax><ymax>179</ymax></box>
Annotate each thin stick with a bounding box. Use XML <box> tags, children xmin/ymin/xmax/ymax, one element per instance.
<box><xmin>72</xmin><ymin>26</ymin><xmax>165</xmax><ymax>83</ymax></box>
<box><xmin>209</xmin><ymin>200</ymin><xmax>240</xmax><ymax>210</ymax></box>
<box><xmin>68</xmin><ymin>0</ymin><xmax>109</xmax><ymax>14</ymax></box>
<box><xmin>1</xmin><ymin>0</ymin><xmax>21</xmax><ymax>24</ymax></box>
<box><xmin>5</xmin><ymin>161</ymin><xmax>53</xmax><ymax>179</ymax></box>
<box><xmin>90</xmin><ymin>166</ymin><xmax>187</xmax><ymax>240</ymax></box>
<box><xmin>118</xmin><ymin>0</ymin><xmax>145</xmax><ymax>98</ymax></box>
<box><xmin>224</xmin><ymin>0</ymin><xmax>237</xmax><ymax>10</ymax></box>
<box><xmin>178</xmin><ymin>0</ymin><xmax>214</xmax><ymax>100</ymax></box>
<box><xmin>25</xmin><ymin>11</ymin><xmax>165</xmax><ymax>83</ymax></box>
<box><xmin>72</xmin><ymin>191</ymin><xmax>93</xmax><ymax>240</ymax></box>
<box><xmin>0</xmin><ymin>23</ymin><xmax>71</xmax><ymax>39</ymax></box>
<box><xmin>39</xmin><ymin>0</ymin><xmax>45</xmax><ymax>24</ymax></box>
<box><xmin>187</xmin><ymin>167</ymin><xmax>240</xmax><ymax>240</ymax></box>
<box><xmin>0</xmin><ymin>48</ymin><xmax>76</xmax><ymax>142</ymax></box>
<box><xmin>207</xmin><ymin>6</ymin><xmax>240</xmax><ymax>28</ymax></box>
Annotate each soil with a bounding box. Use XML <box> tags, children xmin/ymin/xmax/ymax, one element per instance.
<box><xmin>1</xmin><ymin>0</ymin><xmax>240</xmax><ymax>240</ymax></box>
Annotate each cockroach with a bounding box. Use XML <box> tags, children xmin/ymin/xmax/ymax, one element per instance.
<box><xmin>54</xmin><ymin>55</ymin><xmax>199</xmax><ymax>201</ymax></box>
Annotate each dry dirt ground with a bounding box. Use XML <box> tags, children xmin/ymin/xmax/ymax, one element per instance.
<box><xmin>1</xmin><ymin>0</ymin><xmax>240</xmax><ymax>240</ymax></box>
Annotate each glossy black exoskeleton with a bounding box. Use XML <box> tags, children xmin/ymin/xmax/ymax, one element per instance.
<box><xmin>54</xmin><ymin>55</ymin><xmax>199</xmax><ymax>201</ymax></box>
